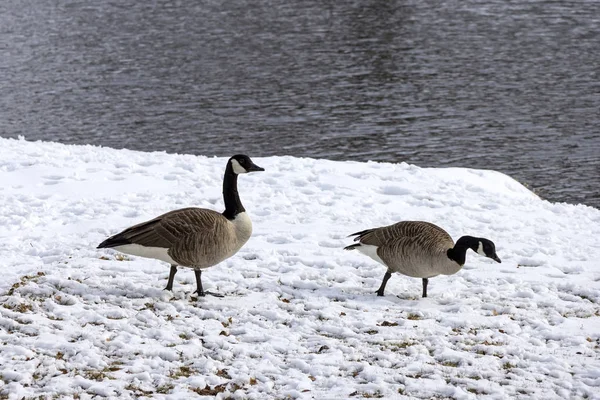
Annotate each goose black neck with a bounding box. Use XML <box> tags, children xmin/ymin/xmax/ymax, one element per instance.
<box><xmin>447</xmin><ymin>235</ymin><xmax>478</xmax><ymax>266</ymax></box>
<box><xmin>222</xmin><ymin>164</ymin><xmax>245</xmax><ymax>220</ymax></box>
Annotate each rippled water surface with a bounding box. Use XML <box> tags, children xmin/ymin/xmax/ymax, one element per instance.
<box><xmin>1</xmin><ymin>0</ymin><xmax>599</xmax><ymax>207</ymax></box>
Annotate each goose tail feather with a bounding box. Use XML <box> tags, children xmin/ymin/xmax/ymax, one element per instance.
<box><xmin>97</xmin><ymin>235</ymin><xmax>131</xmax><ymax>249</ymax></box>
<box><xmin>347</xmin><ymin>228</ymin><xmax>376</xmax><ymax>241</ymax></box>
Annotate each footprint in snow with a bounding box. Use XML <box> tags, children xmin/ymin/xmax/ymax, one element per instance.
<box><xmin>43</xmin><ymin>175</ymin><xmax>64</xmax><ymax>180</ymax></box>
<box><xmin>262</xmin><ymin>177</ymin><xmax>279</xmax><ymax>185</ymax></box>
<box><xmin>129</xmin><ymin>193</ymin><xmax>153</xmax><ymax>202</ymax></box>
<box><xmin>43</xmin><ymin>175</ymin><xmax>65</xmax><ymax>185</ymax></box>
<box><xmin>318</xmin><ymin>183</ymin><xmax>335</xmax><ymax>190</ymax></box>
<box><xmin>318</xmin><ymin>240</ymin><xmax>341</xmax><ymax>248</ymax></box>
<box><xmin>113</xmin><ymin>162</ymin><xmax>130</xmax><ymax>169</ymax></box>
<box><xmin>379</xmin><ymin>186</ymin><xmax>412</xmax><ymax>196</ymax></box>
<box><xmin>136</xmin><ymin>160</ymin><xmax>158</xmax><ymax>167</ymax></box>
<box><xmin>466</xmin><ymin>184</ymin><xmax>484</xmax><ymax>193</ymax></box>
<box><xmin>174</xmin><ymin>162</ymin><xmax>195</xmax><ymax>172</ymax></box>
<box><xmin>469</xmin><ymin>212</ymin><xmax>492</xmax><ymax>224</ymax></box>
<box><xmin>347</xmin><ymin>172</ymin><xmax>367</xmax><ymax>179</ymax></box>
<box><xmin>292</xmin><ymin>178</ymin><xmax>309</xmax><ymax>187</ymax></box>
<box><xmin>123</xmin><ymin>210</ymin><xmax>140</xmax><ymax>218</ymax></box>
<box><xmin>267</xmin><ymin>236</ymin><xmax>292</xmax><ymax>244</ymax></box>
<box><xmin>557</xmin><ymin>266</ymin><xmax>584</xmax><ymax>275</ymax></box>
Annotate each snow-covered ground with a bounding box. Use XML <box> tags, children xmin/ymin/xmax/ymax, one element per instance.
<box><xmin>1</xmin><ymin>137</ymin><xmax>599</xmax><ymax>399</ymax></box>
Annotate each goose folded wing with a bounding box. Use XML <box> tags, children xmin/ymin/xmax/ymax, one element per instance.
<box><xmin>377</xmin><ymin>236</ymin><xmax>423</xmax><ymax>265</ymax></box>
<box><xmin>113</xmin><ymin>208</ymin><xmax>223</xmax><ymax>249</ymax></box>
<box><xmin>169</xmin><ymin>222</ymin><xmax>237</xmax><ymax>267</ymax></box>
<box><xmin>355</xmin><ymin>223</ymin><xmax>420</xmax><ymax>246</ymax></box>
<box><xmin>357</xmin><ymin>221</ymin><xmax>452</xmax><ymax>245</ymax></box>
<box><xmin>377</xmin><ymin>234</ymin><xmax>452</xmax><ymax>266</ymax></box>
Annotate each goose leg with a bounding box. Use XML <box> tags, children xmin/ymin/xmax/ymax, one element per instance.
<box><xmin>194</xmin><ymin>270</ymin><xmax>224</xmax><ymax>298</ymax></box>
<box><xmin>194</xmin><ymin>270</ymin><xmax>205</xmax><ymax>296</ymax></box>
<box><xmin>165</xmin><ymin>265</ymin><xmax>178</xmax><ymax>291</ymax></box>
<box><xmin>422</xmin><ymin>278</ymin><xmax>428</xmax><ymax>298</ymax></box>
<box><xmin>376</xmin><ymin>271</ymin><xmax>392</xmax><ymax>296</ymax></box>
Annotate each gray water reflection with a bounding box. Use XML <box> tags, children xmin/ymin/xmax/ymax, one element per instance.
<box><xmin>1</xmin><ymin>0</ymin><xmax>599</xmax><ymax>207</ymax></box>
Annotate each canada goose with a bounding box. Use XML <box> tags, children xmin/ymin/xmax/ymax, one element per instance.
<box><xmin>344</xmin><ymin>221</ymin><xmax>501</xmax><ymax>298</ymax></box>
<box><xmin>97</xmin><ymin>154</ymin><xmax>264</xmax><ymax>298</ymax></box>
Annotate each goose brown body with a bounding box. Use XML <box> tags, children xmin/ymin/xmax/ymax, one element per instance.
<box><xmin>97</xmin><ymin>154</ymin><xmax>264</xmax><ymax>298</ymax></box>
<box><xmin>98</xmin><ymin>207</ymin><xmax>252</xmax><ymax>269</ymax></box>
<box><xmin>350</xmin><ymin>221</ymin><xmax>461</xmax><ymax>278</ymax></box>
<box><xmin>345</xmin><ymin>220</ymin><xmax>501</xmax><ymax>298</ymax></box>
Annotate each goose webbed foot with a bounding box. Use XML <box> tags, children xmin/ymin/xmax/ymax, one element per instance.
<box><xmin>193</xmin><ymin>270</ymin><xmax>224</xmax><ymax>298</ymax></box>
<box><xmin>376</xmin><ymin>271</ymin><xmax>392</xmax><ymax>297</ymax></box>
<box><xmin>164</xmin><ymin>265</ymin><xmax>178</xmax><ymax>291</ymax></box>
<box><xmin>192</xmin><ymin>289</ymin><xmax>224</xmax><ymax>298</ymax></box>
<box><xmin>204</xmin><ymin>291</ymin><xmax>225</xmax><ymax>298</ymax></box>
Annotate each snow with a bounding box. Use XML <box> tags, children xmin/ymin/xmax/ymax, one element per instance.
<box><xmin>1</xmin><ymin>137</ymin><xmax>599</xmax><ymax>399</ymax></box>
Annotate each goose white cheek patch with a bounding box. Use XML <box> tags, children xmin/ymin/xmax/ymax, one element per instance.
<box><xmin>477</xmin><ymin>242</ymin><xmax>486</xmax><ymax>256</ymax></box>
<box><xmin>231</xmin><ymin>159</ymin><xmax>247</xmax><ymax>174</ymax></box>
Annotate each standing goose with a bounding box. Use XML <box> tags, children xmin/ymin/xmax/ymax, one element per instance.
<box><xmin>97</xmin><ymin>154</ymin><xmax>264</xmax><ymax>297</ymax></box>
<box><xmin>344</xmin><ymin>221</ymin><xmax>501</xmax><ymax>298</ymax></box>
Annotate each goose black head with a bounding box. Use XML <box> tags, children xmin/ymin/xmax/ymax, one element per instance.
<box><xmin>229</xmin><ymin>154</ymin><xmax>265</xmax><ymax>174</ymax></box>
<box><xmin>474</xmin><ymin>238</ymin><xmax>501</xmax><ymax>263</ymax></box>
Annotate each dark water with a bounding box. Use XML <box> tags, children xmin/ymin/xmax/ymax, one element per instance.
<box><xmin>1</xmin><ymin>0</ymin><xmax>599</xmax><ymax>208</ymax></box>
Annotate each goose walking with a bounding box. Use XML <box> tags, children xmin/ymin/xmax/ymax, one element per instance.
<box><xmin>344</xmin><ymin>221</ymin><xmax>501</xmax><ymax>298</ymax></box>
<box><xmin>97</xmin><ymin>154</ymin><xmax>264</xmax><ymax>298</ymax></box>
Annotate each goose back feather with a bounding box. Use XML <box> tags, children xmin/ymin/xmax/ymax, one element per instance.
<box><xmin>98</xmin><ymin>208</ymin><xmax>251</xmax><ymax>269</ymax></box>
